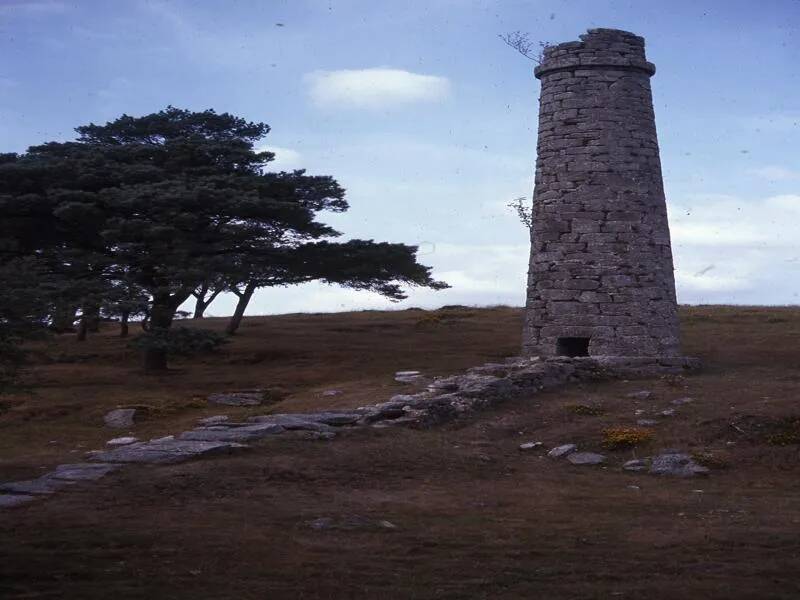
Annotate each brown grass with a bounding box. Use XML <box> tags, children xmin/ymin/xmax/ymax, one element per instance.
<box><xmin>2</xmin><ymin>305</ymin><xmax>800</xmax><ymax>599</ymax></box>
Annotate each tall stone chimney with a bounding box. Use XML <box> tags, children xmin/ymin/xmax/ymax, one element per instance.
<box><xmin>522</xmin><ymin>28</ymin><xmax>681</xmax><ymax>358</ymax></box>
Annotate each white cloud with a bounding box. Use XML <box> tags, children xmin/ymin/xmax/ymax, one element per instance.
<box><xmin>749</xmin><ymin>166</ymin><xmax>800</xmax><ymax>181</ymax></box>
<box><xmin>670</xmin><ymin>193</ymin><xmax>800</xmax><ymax>303</ymax></box>
<box><xmin>257</xmin><ymin>145</ymin><xmax>303</xmax><ymax>171</ymax></box>
<box><xmin>305</xmin><ymin>68</ymin><xmax>451</xmax><ymax>110</ymax></box>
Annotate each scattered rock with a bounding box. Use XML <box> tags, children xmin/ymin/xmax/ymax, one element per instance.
<box><xmin>322</xmin><ymin>389</ymin><xmax>342</xmax><ymax>397</ymax></box>
<box><xmin>519</xmin><ymin>441</ymin><xmax>543</xmax><ymax>451</ymax></box>
<box><xmin>309</xmin><ymin>517</ymin><xmax>334</xmax><ymax>530</ymax></box>
<box><xmin>89</xmin><ymin>439</ymin><xmax>247</xmax><ymax>464</ymax></box>
<box><xmin>567</xmin><ymin>452</ymin><xmax>606</xmax><ymax>465</ymax></box>
<box><xmin>623</xmin><ymin>458</ymin><xmax>650</xmax><ymax>472</ymax></box>
<box><xmin>198</xmin><ymin>415</ymin><xmax>229</xmax><ymax>426</ymax></box>
<box><xmin>626</xmin><ymin>391</ymin><xmax>652</xmax><ymax>400</ymax></box>
<box><xmin>104</xmin><ymin>408</ymin><xmax>137</xmax><ymax>429</ymax></box>
<box><xmin>636</xmin><ymin>419</ymin><xmax>659</xmax><ymax>427</ymax></box>
<box><xmin>0</xmin><ymin>494</ymin><xmax>37</xmax><ymax>508</ymax></box>
<box><xmin>660</xmin><ymin>408</ymin><xmax>676</xmax><ymax>417</ymax></box>
<box><xmin>395</xmin><ymin>370</ymin><xmax>423</xmax><ymax>383</ymax></box>
<box><xmin>51</xmin><ymin>462</ymin><xmax>121</xmax><ymax>481</ymax></box>
<box><xmin>671</xmin><ymin>397</ymin><xmax>694</xmax><ymax>405</ymax></box>
<box><xmin>650</xmin><ymin>453</ymin><xmax>709</xmax><ymax>477</ymax></box>
<box><xmin>207</xmin><ymin>391</ymin><xmax>263</xmax><ymax>406</ymax></box>
<box><xmin>548</xmin><ymin>443</ymin><xmax>577</xmax><ymax>458</ymax></box>
<box><xmin>308</xmin><ymin>515</ymin><xmax>396</xmax><ymax>531</ymax></box>
<box><xmin>149</xmin><ymin>435</ymin><xmax>175</xmax><ymax>443</ymax></box>
<box><xmin>107</xmin><ymin>436</ymin><xmax>138</xmax><ymax>446</ymax></box>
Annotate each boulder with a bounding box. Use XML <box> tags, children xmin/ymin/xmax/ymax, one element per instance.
<box><xmin>104</xmin><ymin>408</ymin><xmax>137</xmax><ymax>429</ymax></box>
<box><xmin>51</xmin><ymin>462</ymin><xmax>121</xmax><ymax>481</ymax></box>
<box><xmin>650</xmin><ymin>453</ymin><xmax>709</xmax><ymax>477</ymax></box>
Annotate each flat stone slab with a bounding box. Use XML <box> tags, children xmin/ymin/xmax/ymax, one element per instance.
<box><xmin>89</xmin><ymin>439</ymin><xmax>247</xmax><ymax>464</ymax></box>
<box><xmin>250</xmin><ymin>412</ymin><xmax>360</xmax><ymax>427</ymax></box>
<box><xmin>107</xmin><ymin>436</ymin><xmax>138</xmax><ymax>446</ymax></box>
<box><xmin>395</xmin><ymin>371</ymin><xmax>424</xmax><ymax>383</ymax></box>
<box><xmin>51</xmin><ymin>463</ymin><xmax>122</xmax><ymax>481</ymax></box>
<box><xmin>207</xmin><ymin>391</ymin><xmax>263</xmax><ymax>406</ymax></box>
<box><xmin>548</xmin><ymin>443</ymin><xmax>577</xmax><ymax>458</ymax></box>
<box><xmin>104</xmin><ymin>408</ymin><xmax>137</xmax><ymax>428</ymax></box>
<box><xmin>198</xmin><ymin>415</ymin><xmax>229</xmax><ymax>426</ymax></box>
<box><xmin>179</xmin><ymin>423</ymin><xmax>284</xmax><ymax>442</ymax></box>
<box><xmin>623</xmin><ymin>458</ymin><xmax>649</xmax><ymax>472</ymax></box>
<box><xmin>0</xmin><ymin>494</ymin><xmax>37</xmax><ymax>508</ymax></box>
<box><xmin>567</xmin><ymin>452</ymin><xmax>606</xmax><ymax>465</ymax></box>
<box><xmin>519</xmin><ymin>441</ymin><xmax>543</xmax><ymax>451</ymax></box>
<box><xmin>0</xmin><ymin>476</ymin><xmax>75</xmax><ymax>495</ymax></box>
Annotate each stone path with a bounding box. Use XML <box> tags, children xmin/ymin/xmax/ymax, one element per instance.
<box><xmin>0</xmin><ymin>355</ymin><xmax>701</xmax><ymax>509</ymax></box>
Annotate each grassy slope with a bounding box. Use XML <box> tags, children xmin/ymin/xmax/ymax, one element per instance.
<box><xmin>1</xmin><ymin>305</ymin><xmax>800</xmax><ymax>599</ymax></box>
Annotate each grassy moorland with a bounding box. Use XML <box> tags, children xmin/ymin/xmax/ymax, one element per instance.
<box><xmin>2</xmin><ymin>305</ymin><xmax>800</xmax><ymax>599</ymax></box>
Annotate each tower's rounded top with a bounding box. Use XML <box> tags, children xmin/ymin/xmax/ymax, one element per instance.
<box><xmin>534</xmin><ymin>28</ymin><xmax>655</xmax><ymax>79</ymax></box>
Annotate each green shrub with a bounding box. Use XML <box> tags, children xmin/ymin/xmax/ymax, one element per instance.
<box><xmin>130</xmin><ymin>327</ymin><xmax>228</xmax><ymax>356</ymax></box>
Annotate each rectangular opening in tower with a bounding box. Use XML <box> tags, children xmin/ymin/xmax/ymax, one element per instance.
<box><xmin>557</xmin><ymin>337</ymin><xmax>590</xmax><ymax>357</ymax></box>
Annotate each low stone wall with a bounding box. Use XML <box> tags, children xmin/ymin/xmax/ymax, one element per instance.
<box><xmin>358</xmin><ymin>354</ymin><xmax>700</xmax><ymax>428</ymax></box>
<box><xmin>0</xmin><ymin>354</ymin><xmax>699</xmax><ymax>509</ymax></box>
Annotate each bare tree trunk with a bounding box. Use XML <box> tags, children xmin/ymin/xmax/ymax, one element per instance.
<box><xmin>141</xmin><ymin>290</ymin><xmax>193</xmax><ymax>372</ymax></box>
<box><xmin>142</xmin><ymin>299</ymin><xmax>173</xmax><ymax>372</ymax></box>
<box><xmin>119</xmin><ymin>310</ymin><xmax>130</xmax><ymax>338</ymax></box>
<box><xmin>76</xmin><ymin>317</ymin><xmax>88</xmax><ymax>342</ymax></box>
<box><xmin>225</xmin><ymin>281</ymin><xmax>256</xmax><ymax>335</ymax></box>
<box><xmin>192</xmin><ymin>283</ymin><xmax>223</xmax><ymax>319</ymax></box>
<box><xmin>83</xmin><ymin>304</ymin><xmax>100</xmax><ymax>332</ymax></box>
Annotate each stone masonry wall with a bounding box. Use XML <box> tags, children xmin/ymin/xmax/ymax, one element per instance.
<box><xmin>522</xmin><ymin>28</ymin><xmax>682</xmax><ymax>358</ymax></box>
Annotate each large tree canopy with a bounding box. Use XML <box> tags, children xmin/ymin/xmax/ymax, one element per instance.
<box><xmin>0</xmin><ymin>107</ymin><xmax>448</xmax><ymax>370</ymax></box>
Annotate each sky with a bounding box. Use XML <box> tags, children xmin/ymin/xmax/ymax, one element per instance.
<box><xmin>2</xmin><ymin>0</ymin><xmax>800</xmax><ymax>315</ymax></box>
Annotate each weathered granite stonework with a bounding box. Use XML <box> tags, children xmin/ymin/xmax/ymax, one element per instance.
<box><xmin>523</xmin><ymin>28</ymin><xmax>682</xmax><ymax>358</ymax></box>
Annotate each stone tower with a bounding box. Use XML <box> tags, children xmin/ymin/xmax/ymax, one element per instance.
<box><xmin>522</xmin><ymin>28</ymin><xmax>681</xmax><ymax>358</ymax></box>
